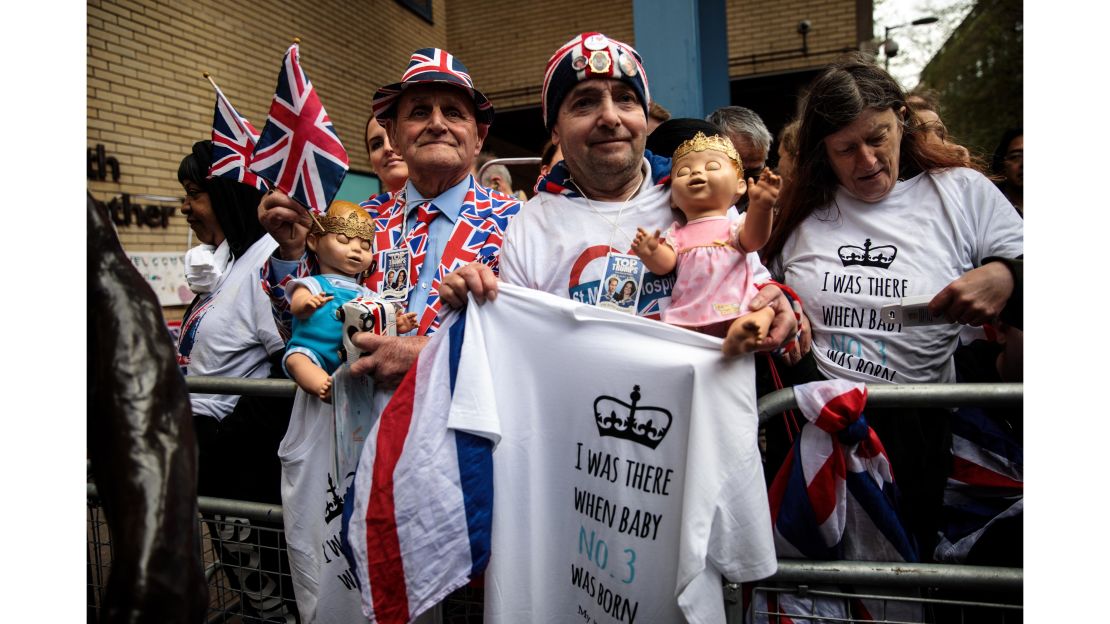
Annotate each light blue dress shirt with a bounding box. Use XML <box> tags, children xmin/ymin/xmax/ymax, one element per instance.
<box><xmin>400</xmin><ymin>175</ymin><xmax>469</xmax><ymax>322</ymax></box>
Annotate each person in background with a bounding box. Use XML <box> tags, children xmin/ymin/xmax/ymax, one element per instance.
<box><xmin>643</xmin><ymin>117</ymin><xmax>723</xmax><ymax>164</ymax></box>
<box><xmin>762</xmin><ymin>56</ymin><xmax>1023</xmax><ymax>558</ymax></box>
<box><xmin>990</xmin><ymin>127</ymin><xmax>1023</xmax><ymax>216</ymax></box>
<box><xmin>775</xmin><ymin>119</ymin><xmax>801</xmax><ymax>185</ymax></box>
<box><xmin>175</xmin><ymin>139</ymin><xmax>298</xmax><ymax>621</ymax></box>
<box><xmin>647</xmin><ymin>100</ymin><xmax>671</xmax><ymax>133</ymax></box>
<box><xmin>365</xmin><ymin>113</ymin><xmax>409</xmax><ymax>193</ymax></box>
<box><xmin>536</xmin><ymin>138</ymin><xmax>564</xmax><ymax>193</ymax></box>
<box><xmin>706</xmin><ymin>105</ymin><xmax>772</xmax><ymax>210</ymax></box>
<box><xmin>479</xmin><ymin>155</ymin><xmax>527</xmax><ymax>201</ymax></box>
<box><xmin>907</xmin><ymin>88</ymin><xmax>972</xmax><ymax>166</ymax></box>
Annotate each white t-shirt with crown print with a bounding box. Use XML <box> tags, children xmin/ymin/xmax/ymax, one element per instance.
<box><xmin>774</xmin><ymin>167</ymin><xmax>1023</xmax><ymax>384</ymax></box>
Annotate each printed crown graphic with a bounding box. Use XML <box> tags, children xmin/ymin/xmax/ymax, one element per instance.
<box><xmin>593</xmin><ymin>385</ymin><xmax>672</xmax><ymax>449</ymax></box>
<box><xmin>838</xmin><ymin>238</ymin><xmax>897</xmax><ymax>268</ymax></box>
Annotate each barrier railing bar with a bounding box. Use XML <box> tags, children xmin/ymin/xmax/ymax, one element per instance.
<box><xmin>188</xmin><ymin>378</ymin><xmax>1025</xmax><ymax>415</ymax></box>
<box><xmin>736</xmin><ymin>559</ymin><xmax>1022</xmax><ymax>592</ymax></box>
<box><xmin>187</xmin><ymin>376</ymin><xmax>297</xmax><ymax>397</ymax></box>
<box><xmin>91</xmin><ymin>479</ymin><xmax>1023</xmax><ymax>595</ymax></box>
<box><xmin>477</xmin><ymin>157</ymin><xmax>542</xmax><ymax>183</ymax></box>
<box><xmin>757</xmin><ymin>383</ymin><xmax>1022</xmax><ymax>424</ymax></box>
<box><xmin>753</xmin><ymin>586</ymin><xmax>1023</xmax><ymax>610</ymax></box>
<box><xmin>87</xmin><ymin>483</ymin><xmax>284</xmax><ymax>522</ymax></box>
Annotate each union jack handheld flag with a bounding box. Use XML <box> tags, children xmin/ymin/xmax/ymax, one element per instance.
<box><xmin>250</xmin><ymin>42</ymin><xmax>349</xmax><ymax>214</ymax></box>
<box><xmin>205</xmin><ymin>74</ymin><xmax>267</xmax><ymax>191</ymax></box>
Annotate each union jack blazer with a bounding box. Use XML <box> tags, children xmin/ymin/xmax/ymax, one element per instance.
<box><xmin>362</xmin><ymin>177</ymin><xmax>520</xmax><ymax>335</ymax></box>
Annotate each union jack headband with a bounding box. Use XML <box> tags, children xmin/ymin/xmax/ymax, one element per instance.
<box><xmin>542</xmin><ymin>32</ymin><xmax>650</xmax><ymax>129</ymax></box>
<box><xmin>373</xmin><ymin>48</ymin><xmax>494</xmax><ymax>126</ymax></box>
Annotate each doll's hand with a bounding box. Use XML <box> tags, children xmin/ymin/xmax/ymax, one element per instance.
<box><xmin>747</xmin><ymin>168</ymin><xmax>782</xmax><ymax>212</ymax></box>
<box><xmin>305</xmin><ymin>294</ymin><xmax>334</xmax><ymax>312</ymax></box>
<box><xmin>395</xmin><ymin>312</ymin><xmax>418</xmax><ymax>335</ymax></box>
<box><xmin>746</xmin><ymin>284</ymin><xmax>799</xmax><ymax>352</ymax></box>
<box><xmin>631</xmin><ymin>227</ymin><xmax>661</xmax><ymax>257</ymax></box>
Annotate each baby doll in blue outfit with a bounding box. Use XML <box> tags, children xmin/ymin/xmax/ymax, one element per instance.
<box><xmin>283</xmin><ymin>200</ymin><xmax>415</xmax><ymax>402</ymax></box>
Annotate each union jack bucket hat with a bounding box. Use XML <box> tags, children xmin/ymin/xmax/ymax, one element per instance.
<box><xmin>373</xmin><ymin>48</ymin><xmax>494</xmax><ymax>126</ymax></box>
<box><xmin>542</xmin><ymin>32</ymin><xmax>650</xmax><ymax>129</ymax></box>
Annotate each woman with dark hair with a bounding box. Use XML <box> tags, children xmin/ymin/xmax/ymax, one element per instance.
<box><xmin>176</xmin><ymin>139</ymin><xmax>299</xmax><ymax>620</ymax></box>
<box><xmin>990</xmin><ymin>127</ymin><xmax>1023</xmax><ymax>216</ymax></box>
<box><xmin>761</xmin><ymin>57</ymin><xmax>1023</xmax><ymax>558</ymax></box>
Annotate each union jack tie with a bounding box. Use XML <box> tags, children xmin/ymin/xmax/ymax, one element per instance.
<box><xmin>406</xmin><ymin>201</ymin><xmax>441</xmax><ymax>287</ymax></box>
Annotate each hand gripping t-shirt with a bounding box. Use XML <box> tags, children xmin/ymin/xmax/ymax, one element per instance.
<box><xmin>773</xmin><ymin>168</ymin><xmax>1023</xmax><ymax>384</ymax></box>
<box><xmin>451</xmin><ymin>285</ymin><xmax>776</xmax><ymax>623</ymax></box>
<box><xmin>500</xmin><ymin>158</ymin><xmax>770</xmax><ymax>320</ymax></box>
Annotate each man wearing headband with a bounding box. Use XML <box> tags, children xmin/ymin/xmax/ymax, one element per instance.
<box><xmin>259</xmin><ymin>48</ymin><xmax>520</xmax><ymax>387</ymax></box>
<box><xmin>440</xmin><ymin>32</ymin><xmax>797</xmax><ymax>350</ymax></box>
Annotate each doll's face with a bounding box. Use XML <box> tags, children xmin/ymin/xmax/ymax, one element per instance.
<box><xmin>670</xmin><ymin>149</ymin><xmax>745</xmax><ymax>219</ymax></box>
<box><xmin>308</xmin><ymin>231</ymin><xmax>374</xmax><ymax>277</ymax></box>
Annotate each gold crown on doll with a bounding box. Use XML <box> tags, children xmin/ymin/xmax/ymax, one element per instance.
<box><xmin>672</xmin><ymin>131</ymin><xmax>743</xmax><ymax>173</ymax></box>
<box><xmin>315</xmin><ymin>200</ymin><xmax>374</xmax><ymax>241</ymax></box>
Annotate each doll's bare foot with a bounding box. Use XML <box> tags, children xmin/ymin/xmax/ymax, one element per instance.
<box><xmin>286</xmin><ymin>353</ymin><xmax>334</xmax><ymax>402</ymax></box>
<box><xmin>318</xmin><ymin>376</ymin><xmax>333</xmax><ymax>403</ymax></box>
<box><xmin>722</xmin><ymin>307</ymin><xmax>776</xmax><ymax>357</ymax></box>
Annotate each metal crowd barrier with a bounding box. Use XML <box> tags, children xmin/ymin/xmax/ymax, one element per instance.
<box><xmin>88</xmin><ymin>378</ymin><xmax>1023</xmax><ymax>623</ymax></box>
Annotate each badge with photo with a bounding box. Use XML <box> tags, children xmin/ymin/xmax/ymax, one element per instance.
<box><xmin>380</xmin><ymin>247</ymin><xmax>410</xmax><ymax>302</ymax></box>
<box><xmin>596</xmin><ymin>253</ymin><xmax>645</xmax><ymax>314</ymax></box>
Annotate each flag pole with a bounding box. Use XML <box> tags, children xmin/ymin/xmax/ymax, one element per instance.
<box><xmin>202</xmin><ymin>71</ymin><xmax>221</xmax><ymax>92</ymax></box>
<box><xmin>286</xmin><ymin>36</ymin><xmax>327</xmax><ymax>233</ymax></box>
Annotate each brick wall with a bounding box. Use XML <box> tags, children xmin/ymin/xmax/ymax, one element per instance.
<box><xmin>87</xmin><ymin>0</ymin><xmax>446</xmax><ymax>255</ymax></box>
<box><xmin>726</xmin><ymin>0</ymin><xmax>864</xmax><ymax>78</ymax></box>
<box><xmin>446</xmin><ymin>0</ymin><xmax>635</xmax><ymax>112</ymax></box>
<box><xmin>446</xmin><ymin>0</ymin><xmax>862</xmax><ymax>113</ymax></box>
<box><xmin>87</xmin><ymin>0</ymin><xmax>865</xmax><ymax>259</ymax></box>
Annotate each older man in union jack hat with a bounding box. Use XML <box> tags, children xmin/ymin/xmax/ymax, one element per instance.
<box><xmin>260</xmin><ymin>48</ymin><xmax>520</xmax><ymax>388</ymax></box>
<box><xmin>441</xmin><ymin>33</ymin><xmax>798</xmax><ymax>352</ymax></box>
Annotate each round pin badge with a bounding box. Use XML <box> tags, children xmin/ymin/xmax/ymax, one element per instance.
<box><xmin>571</xmin><ymin>55</ymin><xmax>588</xmax><ymax>71</ymax></box>
<box><xmin>618</xmin><ymin>53</ymin><xmax>637</xmax><ymax>77</ymax></box>
<box><xmin>583</xmin><ymin>34</ymin><xmax>609</xmax><ymax>51</ymax></box>
<box><xmin>588</xmin><ymin>50</ymin><xmax>612</xmax><ymax>74</ymax></box>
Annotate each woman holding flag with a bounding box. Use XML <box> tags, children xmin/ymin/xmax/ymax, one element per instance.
<box><xmin>176</xmin><ymin>139</ymin><xmax>300</xmax><ymax>622</ymax></box>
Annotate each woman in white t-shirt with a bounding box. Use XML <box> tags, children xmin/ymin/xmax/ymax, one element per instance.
<box><xmin>760</xmin><ymin>56</ymin><xmax>1023</xmax><ymax>560</ymax></box>
<box><xmin>175</xmin><ymin>140</ymin><xmax>299</xmax><ymax>620</ymax></box>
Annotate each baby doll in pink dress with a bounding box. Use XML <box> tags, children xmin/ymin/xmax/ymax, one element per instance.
<box><xmin>632</xmin><ymin>131</ymin><xmax>781</xmax><ymax>356</ymax></box>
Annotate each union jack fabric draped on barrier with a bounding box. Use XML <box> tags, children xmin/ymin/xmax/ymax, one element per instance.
<box><xmin>250</xmin><ymin>43</ymin><xmax>349</xmax><ymax>214</ymax></box>
<box><xmin>767</xmin><ymin>380</ymin><xmax>917</xmax><ymax>563</ymax></box>
<box><xmin>934</xmin><ymin>406</ymin><xmax>1023</xmax><ymax>563</ymax></box>
<box><xmin>206</xmin><ymin>79</ymin><xmax>267</xmax><ymax>191</ymax></box>
<box><xmin>751</xmin><ymin>380</ymin><xmax>921</xmax><ymax>623</ymax></box>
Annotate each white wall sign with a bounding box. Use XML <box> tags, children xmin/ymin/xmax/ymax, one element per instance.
<box><xmin>127</xmin><ymin>252</ymin><xmax>192</xmax><ymax>306</ymax></box>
